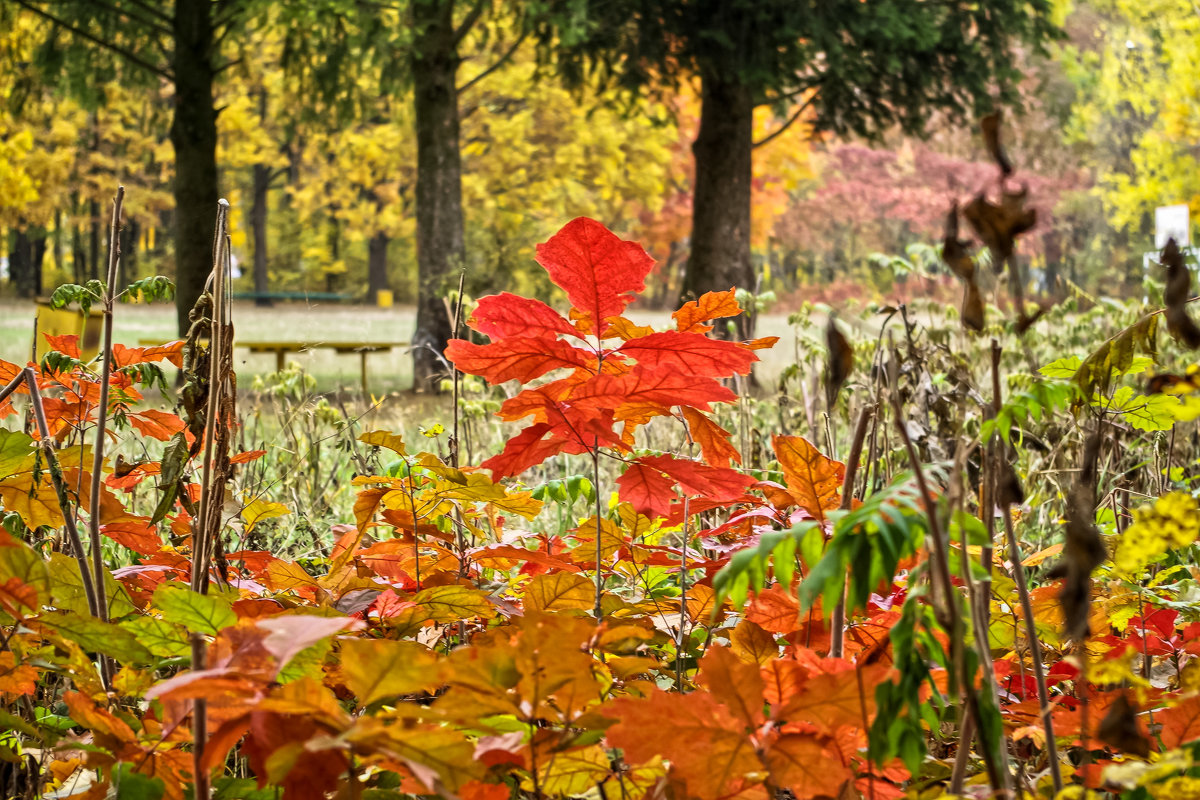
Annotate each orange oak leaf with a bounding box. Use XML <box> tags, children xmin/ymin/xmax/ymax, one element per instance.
<box><xmin>745</xmin><ymin>586</ymin><xmax>803</xmax><ymax>635</ymax></box>
<box><xmin>682</xmin><ymin>407</ymin><xmax>741</xmax><ymax>468</ymax></box>
<box><xmin>673</xmin><ymin>289</ymin><xmax>742</xmax><ymax>333</ymax></box>
<box><xmin>697</xmin><ymin>646</ymin><xmax>766</xmax><ymax>727</ymax></box>
<box><xmin>1158</xmin><ymin>695</ymin><xmax>1200</xmax><ymax>749</ymax></box>
<box><xmin>764</xmin><ymin>734</ymin><xmax>854</xmax><ymax>799</ymax></box>
<box><xmin>0</xmin><ymin>651</ymin><xmax>38</xmax><ymax>695</ymax></box>
<box><xmin>128</xmin><ymin>409</ymin><xmax>187</xmax><ymax>441</ymax></box>
<box><xmin>772</xmin><ymin>435</ymin><xmax>844</xmax><ymax>521</ymax></box>
<box><xmin>534</xmin><ymin>217</ymin><xmax>655</xmax><ymax>335</ymax></box>
<box><xmin>112</xmin><ymin>340</ymin><xmax>186</xmax><ymax>368</ymax></box>
<box><xmin>605</xmin><ymin>691</ymin><xmax>761</xmax><ymax>800</ymax></box>
<box><xmin>776</xmin><ymin>664</ymin><xmax>887</xmax><ymax>733</ymax></box>
<box><xmin>43</xmin><ymin>333</ymin><xmax>81</xmax><ymax>359</ymax></box>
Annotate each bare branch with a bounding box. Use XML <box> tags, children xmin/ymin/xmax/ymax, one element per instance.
<box><xmin>451</xmin><ymin>0</ymin><xmax>487</xmax><ymax>48</ymax></box>
<box><xmin>752</xmin><ymin>92</ymin><xmax>817</xmax><ymax>149</ymax></box>
<box><xmin>11</xmin><ymin>0</ymin><xmax>173</xmax><ymax>80</ymax></box>
<box><xmin>458</xmin><ymin>31</ymin><xmax>527</xmax><ymax>95</ymax></box>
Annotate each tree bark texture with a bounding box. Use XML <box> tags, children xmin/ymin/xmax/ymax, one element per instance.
<box><xmin>8</xmin><ymin>228</ymin><xmax>46</xmax><ymax>299</ymax></box>
<box><xmin>368</xmin><ymin>231</ymin><xmax>391</xmax><ymax>301</ymax></box>
<box><xmin>170</xmin><ymin>0</ymin><xmax>219</xmax><ymax>336</ymax></box>
<box><xmin>411</xmin><ymin>0</ymin><xmax>465</xmax><ymax>391</ymax></box>
<box><xmin>681</xmin><ymin>72</ymin><xmax>754</xmax><ymax>339</ymax></box>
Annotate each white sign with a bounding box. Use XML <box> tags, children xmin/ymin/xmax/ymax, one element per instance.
<box><xmin>1157</xmin><ymin>204</ymin><xmax>1191</xmax><ymax>248</ymax></box>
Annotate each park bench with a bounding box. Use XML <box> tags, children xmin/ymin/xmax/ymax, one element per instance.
<box><xmin>231</xmin><ymin>291</ymin><xmax>352</xmax><ymax>304</ymax></box>
<box><xmin>139</xmin><ymin>338</ymin><xmax>407</xmax><ymax>396</ymax></box>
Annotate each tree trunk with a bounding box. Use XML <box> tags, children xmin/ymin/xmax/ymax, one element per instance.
<box><xmin>368</xmin><ymin>231</ymin><xmax>390</xmax><ymax>302</ymax></box>
<box><xmin>170</xmin><ymin>0</ymin><xmax>219</xmax><ymax>336</ymax></box>
<box><xmin>9</xmin><ymin>228</ymin><xmax>46</xmax><ymax>299</ymax></box>
<box><xmin>251</xmin><ymin>163</ymin><xmax>271</xmax><ymax>306</ymax></box>
<box><xmin>89</xmin><ymin>198</ymin><xmax>101</xmax><ymax>281</ymax></box>
<box><xmin>681</xmin><ymin>71</ymin><xmax>754</xmax><ymax>339</ymax></box>
<box><xmin>411</xmin><ymin>0</ymin><xmax>465</xmax><ymax>392</ymax></box>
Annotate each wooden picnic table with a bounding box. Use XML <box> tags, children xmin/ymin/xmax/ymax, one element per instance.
<box><xmin>140</xmin><ymin>338</ymin><xmax>407</xmax><ymax>396</ymax></box>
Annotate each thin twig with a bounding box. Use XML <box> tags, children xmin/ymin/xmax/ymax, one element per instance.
<box><xmin>87</xmin><ymin>186</ymin><xmax>125</xmax><ymax>688</ymax></box>
<box><xmin>24</xmin><ymin>369</ymin><xmax>100</xmax><ymax>618</ymax></box>
<box><xmin>830</xmin><ymin>404</ymin><xmax>873</xmax><ymax>659</ymax></box>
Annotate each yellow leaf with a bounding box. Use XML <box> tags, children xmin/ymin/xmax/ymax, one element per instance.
<box><xmin>241</xmin><ymin>496</ymin><xmax>290</xmax><ymax>533</ymax></box>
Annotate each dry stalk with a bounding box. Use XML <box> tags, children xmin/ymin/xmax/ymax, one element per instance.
<box><xmin>829</xmin><ymin>403</ymin><xmax>874</xmax><ymax>659</ymax></box>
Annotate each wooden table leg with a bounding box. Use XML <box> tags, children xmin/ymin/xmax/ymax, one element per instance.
<box><xmin>360</xmin><ymin>351</ymin><xmax>368</xmax><ymax>398</ymax></box>
<box><xmin>275</xmin><ymin>349</ymin><xmax>285</xmax><ymax>373</ymax></box>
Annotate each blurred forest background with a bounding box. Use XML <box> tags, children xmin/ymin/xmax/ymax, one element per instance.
<box><xmin>0</xmin><ymin>0</ymin><xmax>1192</xmax><ymax>356</ymax></box>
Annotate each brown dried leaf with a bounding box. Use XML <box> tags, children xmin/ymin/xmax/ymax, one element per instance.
<box><xmin>981</xmin><ymin>111</ymin><xmax>1014</xmax><ymax>176</ymax></box>
<box><xmin>1097</xmin><ymin>694</ymin><xmax>1151</xmax><ymax>757</ymax></box>
<box><xmin>824</xmin><ymin>315</ymin><xmax>854</xmax><ymax>409</ymax></box>
<box><xmin>963</xmin><ymin>189</ymin><xmax>1037</xmax><ymax>266</ymax></box>
<box><xmin>961</xmin><ymin>281</ymin><xmax>985</xmax><ymax>332</ymax></box>
<box><xmin>942</xmin><ymin>203</ymin><xmax>976</xmax><ymax>281</ymax></box>
<box><xmin>1162</xmin><ymin>238</ymin><xmax>1200</xmax><ymax>348</ymax></box>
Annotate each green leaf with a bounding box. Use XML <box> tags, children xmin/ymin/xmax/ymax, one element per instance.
<box><xmin>119</xmin><ymin>616</ymin><xmax>190</xmax><ymax>659</ymax></box>
<box><xmin>1038</xmin><ymin>355</ymin><xmax>1081</xmax><ymax>378</ymax></box>
<box><xmin>0</xmin><ymin>430</ymin><xmax>35</xmax><ymax>480</ymax></box>
<box><xmin>47</xmin><ymin>553</ymin><xmax>136</xmax><ymax>619</ymax></box>
<box><xmin>113</xmin><ymin>762</ymin><xmax>165</xmax><ymax>800</ymax></box>
<box><xmin>37</xmin><ymin>610</ymin><xmax>154</xmax><ymax>664</ymax></box>
<box><xmin>151</xmin><ymin>583</ymin><xmax>236</xmax><ymax>635</ymax></box>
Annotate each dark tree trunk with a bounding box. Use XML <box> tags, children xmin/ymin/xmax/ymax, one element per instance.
<box><xmin>368</xmin><ymin>231</ymin><xmax>390</xmax><ymax>302</ymax></box>
<box><xmin>411</xmin><ymin>0</ymin><xmax>465</xmax><ymax>391</ymax></box>
<box><xmin>121</xmin><ymin>219</ymin><xmax>139</xmax><ymax>289</ymax></box>
<box><xmin>72</xmin><ymin>221</ymin><xmax>85</xmax><ymax>284</ymax></box>
<box><xmin>170</xmin><ymin>0</ymin><xmax>219</xmax><ymax>336</ymax></box>
<box><xmin>251</xmin><ymin>163</ymin><xmax>272</xmax><ymax>306</ymax></box>
<box><xmin>9</xmin><ymin>228</ymin><xmax>46</xmax><ymax>299</ymax></box>
<box><xmin>681</xmin><ymin>71</ymin><xmax>754</xmax><ymax>339</ymax></box>
<box><xmin>89</xmin><ymin>198</ymin><xmax>101</xmax><ymax>281</ymax></box>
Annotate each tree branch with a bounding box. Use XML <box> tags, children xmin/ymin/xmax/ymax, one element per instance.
<box><xmin>752</xmin><ymin>92</ymin><xmax>817</xmax><ymax>149</ymax></box>
<box><xmin>125</xmin><ymin>0</ymin><xmax>169</xmax><ymax>24</ymax></box>
<box><xmin>451</xmin><ymin>0</ymin><xmax>487</xmax><ymax>48</ymax></box>
<box><xmin>458</xmin><ymin>31</ymin><xmax>527</xmax><ymax>94</ymax></box>
<box><xmin>11</xmin><ymin>0</ymin><xmax>173</xmax><ymax>80</ymax></box>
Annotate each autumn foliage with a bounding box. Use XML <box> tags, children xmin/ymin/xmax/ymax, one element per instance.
<box><xmin>6</xmin><ymin>218</ymin><xmax>1200</xmax><ymax>800</ymax></box>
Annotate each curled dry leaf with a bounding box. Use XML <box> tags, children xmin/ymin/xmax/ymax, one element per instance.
<box><xmin>1097</xmin><ymin>694</ymin><xmax>1152</xmax><ymax>758</ymax></box>
<box><xmin>962</xmin><ymin>281</ymin><xmax>985</xmax><ymax>332</ymax></box>
<box><xmin>942</xmin><ymin>203</ymin><xmax>984</xmax><ymax>332</ymax></box>
<box><xmin>1162</xmin><ymin>238</ymin><xmax>1200</xmax><ymax>348</ymax></box>
<box><xmin>995</xmin><ymin>459</ymin><xmax>1024</xmax><ymax>508</ymax></box>
<box><xmin>942</xmin><ymin>204</ymin><xmax>975</xmax><ymax>281</ymax></box>
<box><xmin>963</xmin><ymin>188</ymin><xmax>1037</xmax><ymax>266</ymax></box>
<box><xmin>981</xmin><ymin>111</ymin><xmax>1014</xmax><ymax>176</ymax></box>
<box><xmin>824</xmin><ymin>314</ymin><xmax>853</xmax><ymax>409</ymax></box>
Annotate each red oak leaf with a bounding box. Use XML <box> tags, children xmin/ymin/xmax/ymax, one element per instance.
<box><xmin>469</xmin><ymin>293</ymin><xmax>578</xmax><ymax>340</ymax></box>
<box><xmin>616</xmin><ymin>460</ymin><xmax>679</xmax><ymax>520</ymax></box>
<box><xmin>617</xmin><ymin>331</ymin><xmax>757</xmax><ymax>378</ymax></box>
<box><xmin>446</xmin><ymin>337</ymin><xmax>594</xmax><ymax>385</ymax></box>
<box><xmin>535</xmin><ymin>218</ymin><xmax>655</xmax><ymax>335</ymax></box>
